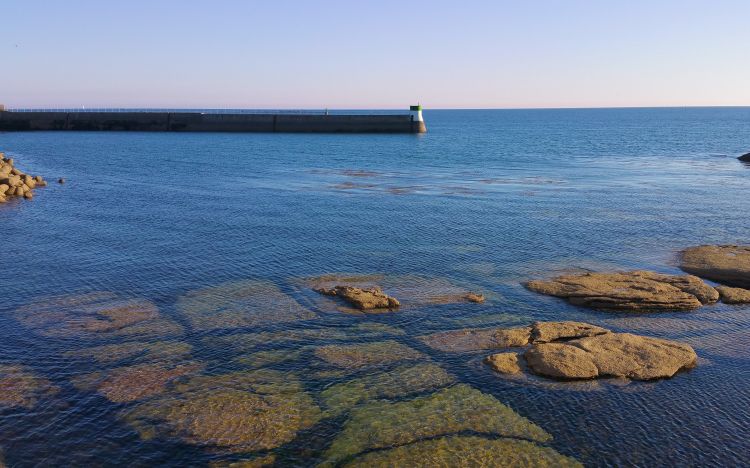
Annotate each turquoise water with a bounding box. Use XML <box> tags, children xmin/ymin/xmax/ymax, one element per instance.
<box><xmin>1</xmin><ymin>108</ymin><xmax>749</xmax><ymax>466</ymax></box>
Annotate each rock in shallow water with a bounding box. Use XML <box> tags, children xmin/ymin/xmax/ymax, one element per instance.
<box><xmin>0</xmin><ymin>365</ymin><xmax>59</xmax><ymax>410</ymax></box>
<box><xmin>525</xmin><ymin>344</ymin><xmax>599</xmax><ymax>379</ymax></box>
<box><xmin>314</xmin><ymin>340</ymin><xmax>425</xmax><ymax>369</ymax></box>
<box><xmin>525</xmin><ymin>270</ymin><xmax>718</xmax><ymax>311</ymax></box>
<box><xmin>484</xmin><ymin>352</ymin><xmax>523</xmax><ymax>374</ymax></box>
<box><xmin>419</xmin><ymin>326</ymin><xmax>532</xmax><ymax>352</ymax></box>
<box><xmin>716</xmin><ymin>285</ymin><xmax>750</xmax><ymax>304</ymax></box>
<box><xmin>314</xmin><ymin>285</ymin><xmax>400</xmax><ymax>310</ymax></box>
<box><xmin>680</xmin><ymin>245</ymin><xmax>750</xmax><ymax>289</ymax></box>
<box><xmin>342</xmin><ymin>435</ymin><xmax>582</xmax><ymax>468</ymax></box>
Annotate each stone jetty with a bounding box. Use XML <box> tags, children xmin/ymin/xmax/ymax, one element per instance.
<box><xmin>0</xmin><ymin>153</ymin><xmax>47</xmax><ymax>202</ymax></box>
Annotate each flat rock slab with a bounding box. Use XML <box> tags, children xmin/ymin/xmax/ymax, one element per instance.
<box><xmin>525</xmin><ymin>270</ymin><xmax>718</xmax><ymax>311</ymax></box>
<box><xmin>420</xmin><ymin>327</ymin><xmax>531</xmax><ymax>352</ymax></box>
<box><xmin>524</xmin><ymin>332</ymin><xmax>697</xmax><ymax>381</ymax></box>
<box><xmin>680</xmin><ymin>245</ymin><xmax>750</xmax><ymax>289</ymax></box>
<box><xmin>314</xmin><ymin>285</ymin><xmax>400</xmax><ymax>310</ymax></box>
<box><xmin>531</xmin><ymin>321</ymin><xmax>609</xmax><ymax>343</ymax></box>
<box><xmin>716</xmin><ymin>285</ymin><xmax>750</xmax><ymax>304</ymax></box>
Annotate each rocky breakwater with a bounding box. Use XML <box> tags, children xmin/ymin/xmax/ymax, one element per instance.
<box><xmin>421</xmin><ymin>321</ymin><xmax>698</xmax><ymax>381</ymax></box>
<box><xmin>525</xmin><ymin>270</ymin><xmax>718</xmax><ymax>311</ymax></box>
<box><xmin>0</xmin><ymin>153</ymin><xmax>48</xmax><ymax>202</ymax></box>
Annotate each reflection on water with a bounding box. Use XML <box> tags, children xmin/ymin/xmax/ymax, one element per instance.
<box><xmin>1</xmin><ymin>108</ymin><xmax>750</xmax><ymax>466</ymax></box>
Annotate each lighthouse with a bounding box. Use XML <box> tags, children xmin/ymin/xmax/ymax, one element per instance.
<box><xmin>409</xmin><ymin>104</ymin><xmax>427</xmax><ymax>133</ymax></box>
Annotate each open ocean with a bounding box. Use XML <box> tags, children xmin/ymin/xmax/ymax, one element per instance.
<box><xmin>1</xmin><ymin>107</ymin><xmax>749</xmax><ymax>467</ymax></box>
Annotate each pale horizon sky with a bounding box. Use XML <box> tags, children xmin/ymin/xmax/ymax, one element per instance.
<box><xmin>2</xmin><ymin>0</ymin><xmax>750</xmax><ymax>109</ymax></box>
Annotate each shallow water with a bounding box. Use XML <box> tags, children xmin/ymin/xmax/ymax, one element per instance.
<box><xmin>1</xmin><ymin>108</ymin><xmax>750</xmax><ymax>467</ymax></box>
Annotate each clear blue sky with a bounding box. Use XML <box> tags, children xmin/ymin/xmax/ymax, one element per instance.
<box><xmin>2</xmin><ymin>0</ymin><xmax>749</xmax><ymax>109</ymax></box>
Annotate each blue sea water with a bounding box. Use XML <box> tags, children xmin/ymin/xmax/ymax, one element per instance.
<box><xmin>1</xmin><ymin>107</ymin><xmax>749</xmax><ymax>467</ymax></box>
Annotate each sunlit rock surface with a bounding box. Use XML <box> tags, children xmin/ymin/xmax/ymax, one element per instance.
<box><xmin>680</xmin><ymin>245</ymin><xmax>750</xmax><ymax>289</ymax></box>
<box><xmin>177</xmin><ymin>280</ymin><xmax>316</xmax><ymax>331</ymax></box>
<box><xmin>525</xmin><ymin>270</ymin><xmax>718</xmax><ymax>311</ymax></box>
<box><xmin>314</xmin><ymin>285</ymin><xmax>400</xmax><ymax>311</ymax></box>
<box><xmin>484</xmin><ymin>352</ymin><xmax>523</xmax><ymax>374</ymax></box>
<box><xmin>123</xmin><ymin>369</ymin><xmax>321</xmax><ymax>453</ymax></box>
<box><xmin>320</xmin><ymin>363</ymin><xmax>456</xmax><ymax>415</ymax></box>
<box><xmin>323</xmin><ymin>384</ymin><xmax>551</xmax><ymax>464</ymax></box>
<box><xmin>14</xmin><ymin>292</ymin><xmax>183</xmax><ymax>339</ymax></box>
<box><xmin>0</xmin><ymin>365</ymin><xmax>58</xmax><ymax>410</ymax></box>
<box><xmin>716</xmin><ymin>285</ymin><xmax>750</xmax><ymax>304</ymax></box>
<box><xmin>314</xmin><ymin>340</ymin><xmax>425</xmax><ymax>369</ymax></box>
<box><xmin>342</xmin><ymin>435</ymin><xmax>581</xmax><ymax>468</ymax></box>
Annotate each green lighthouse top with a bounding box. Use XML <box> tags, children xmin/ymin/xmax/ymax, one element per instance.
<box><xmin>410</xmin><ymin>105</ymin><xmax>422</xmax><ymax>111</ymax></box>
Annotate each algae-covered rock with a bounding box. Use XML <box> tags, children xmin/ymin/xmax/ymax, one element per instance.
<box><xmin>323</xmin><ymin>384</ymin><xmax>551</xmax><ymax>464</ymax></box>
<box><xmin>343</xmin><ymin>435</ymin><xmax>581</xmax><ymax>468</ymax></box>
<box><xmin>484</xmin><ymin>352</ymin><xmax>522</xmax><ymax>374</ymax></box>
<box><xmin>74</xmin><ymin>362</ymin><xmax>203</xmax><ymax>403</ymax></box>
<box><xmin>321</xmin><ymin>363</ymin><xmax>455</xmax><ymax>415</ymax></box>
<box><xmin>314</xmin><ymin>340</ymin><xmax>425</xmax><ymax>369</ymax></box>
<box><xmin>64</xmin><ymin>340</ymin><xmax>192</xmax><ymax>364</ymax></box>
<box><xmin>419</xmin><ymin>326</ymin><xmax>531</xmax><ymax>352</ymax></box>
<box><xmin>525</xmin><ymin>270</ymin><xmax>718</xmax><ymax>311</ymax></box>
<box><xmin>123</xmin><ymin>369</ymin><xmax>321</xmax><ymax>453</ymax></box>
<box><xmin>177</xmin><ymin>280</ymin><xmax>316</xmax><ymax>331</ymax></box>
<box><xmin>232</xmin><ymin>348</ymin><xmax>308</xmax><ymax>369</ymax></box>
<box><xmin>315</xmin><ymin>285</ymin><xmax>400</xmax><ymax>310</ymax></box>
<box><xmin>14</xmin><ymin>292</ymin><xmax>183</xmax><ymax>339</ymax></box>
<box><xmin>209</xmin><ymin>454</ymin><xmax>276</xmax><ymax>468</ymax></box>
<box><xmin>680</xmin><ymin>245</ymin><xmax>750</xmax><ymax>289</ymax></box>
<box><xmin>0</xmin><ymin>365</ymin><xmax>59</xmax><ymax>409</ymax></box>
<box><xmin>716</xmin><ymin>285</ymin><xmax>750</xmax><ymax>304</ymax></box>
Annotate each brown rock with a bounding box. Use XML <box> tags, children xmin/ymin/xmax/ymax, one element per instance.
<box><xmin>484</xmin><ymin>352</ymin><xmax>522</xmax><ymax>374</ymax></box>
<box><xmin>23</xmin><ymin>175</ymin><xmax>35</xmax><ymax>189</ymax></box>
<box><xmin>420</xmin><ymin>326</ymin><xmax>531</xmax><ymax>352</ymax></box>
<box><xmin>465</xmin><ymin>292</ymin><xmax>485</xmax><ymax>303</ymax></box>
<box><xmin>23</xmin><ymin>191</ymin><xmax>33</xmax><ymax>200</ymax></box>
<box><xmin>315</xmin><ymin>285</ymin><xmax>400</xmax><ymax>310</ymax></box>
<box><xmin>10</xmin><ymin>168</ymin><xmax>20</xmax><ymax>176</ymax></box>
<box><xmin>2</xmin><ymin>175</ymin><xmax>21</xmax><ymax>187</ymax></box>
<box><xmin>680</xmin><ymin>245</ymin><xmax>750</xmax><ymax>289</ymax></box>
<box><xmin>525</xmin><ymin>343</ymin><xmax>599</xmax><ymax>379</ymax></box>
<box><xmin>0</xmin><ymin>184</ymin><xmax>7</xmax><ymax>194</ymax></box>
<box><xmin>58</xmin><ymin>178</ymin><xmax>65</xmax><ymax>184</ymax></box>
<box><xmin>716</xmin><ymin>285</ymin><xmax>750</xmax><ymax>304</ymax></box>
<box><xmin>571</xmin><ymin>332</ymin><xmax>697</xmax><ymax>380</ymax></box>
<box><xmin>525</xmin><ymin>270</ymin><xmax>718</xmax><ymax>311</ymax></box>
<box><xmin>530</xmin><ymin>321</ymin><xmax>610</xmax><ymax>343</ymax></box>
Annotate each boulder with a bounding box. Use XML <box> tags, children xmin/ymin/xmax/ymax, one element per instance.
<box><xmin>571</xmin><ymin>332</ymin><xmax>697</xmax><ymax>380</ymax></box>
<box><xmin>58</xmin><ymin>178</ymin><xmax>65</xmax><ymax>184</ymax></box>
<box><xmin>2</xmin><ymin>175</ymin><xmax>21</xmax><ymax>187</ymax></box>
<box><xmin>739</xmin><ymin>152</ymin><xmax>750</xmax><ymax>162</ymax></box>
<box><xmin>680</xmin><ymin>245</ymin><xmax>750</xmax><ymax>289</ymax></box>
<box><xmin>525</xmin><ymin>270</ymin><xmax>718</xmax><ymax>311</ymax></box>
<box><xmin>525</xmin><ymin>343</ymin><xmax>599</xmax><ymax>379</ymax></box>
<box><xmin>0</xmin><ymin>184</ymin><xmax>8</xmax><ymax>194</ymax></box>
<box><xmin>465</xmin><ymin>292</ymin><xmax>485</xmax><ymax>303</ymax></box>
<box><xmin>23</xmin><ymin>191</ymin><xmax>33</xmax><ymax>200</ymax></box>
<box><xmin>23</xmin><ymin>175</ymin><xmax>35</xmax><ymax>189</ymax></box>
<box><xmin>716</xmin><ymin>285</ymin><xmax>750</xmax><ymax>304</ymax></box>
<box><xmin>484</xmin><ymin>352</ymin><xmax>522</xmax><ymax>374</ymax></box>
<box><xmin>315</xmin><ymin>285</ymin><xmax>400</xmax><ymax>310</ymax></box>
<box><xmin>530</xmin><ymin>321</ymin><xmax>610</xmax><ymax>343</ymax></box>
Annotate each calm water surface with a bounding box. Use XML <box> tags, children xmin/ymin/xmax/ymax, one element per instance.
<box><xmin>1</xmin><ymin>108</ymin><xmax>750</xmax><ymax>467</ymax></box>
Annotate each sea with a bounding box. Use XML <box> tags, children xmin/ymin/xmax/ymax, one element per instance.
<box><xmin>1</xmin><ymin>107</ymin><xmax>749</xmax><ymax>467</ymax></box>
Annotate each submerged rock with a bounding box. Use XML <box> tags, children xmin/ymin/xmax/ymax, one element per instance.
<box><xmin>716</xmin><ymin>285</ymin><xmax>750</xmax><ymax>304</ymax></box>
<box><xmin>525</xmin><ymin>270</ymin><xmax>718</xmax><ymax>311</ymax></box>
<box><xmin>177</xmin><ymin>280</ymin><xmax>316</xmax><ymax>331</ymax></box>
<box><xmin>123</xmin><ymin>369</ymin><xmax>321</xmax><ymax>453</ymax></box>
<box><xmin>314</xmin><ymin>340</ymin><xmax>425</xmax><ymax>369</ymax></box>
<box><xmin>14</xmin><ymin>292</ymin><xmax>183</xmax><ymax>340</ymax></box>
<box><xmin>314</xmin><ymin>285</ymin><xmax>400</xmax><ymax>310</ymax></box>
<box><xmin>343</xmin><ymin>435</ymin><xmax>581</xmax><ymax>468</ymax></box>
<box><xmin>419</xmin><ymin>326</ymin><xmax>531</xmax><ymax>352</ymax></box>
<box><xmin>680</xmin><ymin>245</ymin><xmax>750</xmax><ymax>289</ymax></box>
<box><xmin>64</xmin><ymin>340</ymin><xmax>192</xmax><ymax>364</ymax></box>
<box><xmin>323</xmin><ymin>384</ymin><xmax>551</xmax><ymax>465</ymax></box>
<box><xmin>484</xmin><ymin>352</ymin><xmax>522</xmax><ymax>374</ymax></box>
<box><xmin>209</xmin><ymin>454</ymin><xmax>276</xmax><ymax>468</ymax></box>
<box><xmin>320</xmin><ymin>363</ymin><xmax>455</xmax><ymax>415</ymax></box>
<box><xmin>0</xmin><ymin>365</ymin><xmax>59</xmax><ymax>409</ymax></box>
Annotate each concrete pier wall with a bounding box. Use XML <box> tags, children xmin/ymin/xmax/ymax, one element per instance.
<box><xmin>0</xmin><ymin>111</ymin><xmax>425</xmax><ymax>133</ymax></box>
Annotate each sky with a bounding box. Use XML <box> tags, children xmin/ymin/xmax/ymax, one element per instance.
<box><xmin>2</xmin><ymin>0</ymin><xmax>750</xmax><ymax>109</ymax></box>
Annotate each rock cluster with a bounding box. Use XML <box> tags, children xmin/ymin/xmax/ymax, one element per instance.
<box><xmin>424</xmin><ymin>321</ymin><xmax>697</xmax><ymax>381</ymax></box>
<box><xmin>525</xmin><ymin>270</ymin><xmax>718</xmax><ymax>311</ymax></box>
<box><xmin>0</xmin><ymin>153</ymin><xmax>47</xmax><ymax>202</ymax></box>
<box><xmin>315</xmin><ymin>285</ymin><xmax>400</xmax><ymax>310</ymax></box>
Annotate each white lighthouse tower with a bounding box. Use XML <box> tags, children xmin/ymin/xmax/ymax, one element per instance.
<box><xmin>409</xmin><ymin>104</ymin><xmax>426</xmax><ymax>133</ymax></box>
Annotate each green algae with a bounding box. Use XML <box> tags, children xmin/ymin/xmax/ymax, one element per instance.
<box><xmin>323</xmin><ymin>384</ymin><xmax>551</xmax><ymax>464</ymax></box>
<box><xmin>320</xmin><ymin>363</ymin><xmax>456</xmax><ymax>415</ymax></box>
<box><xmin>123</xmin><ymin>369</ymin><xmax>321</xmax><ymax>453</ymax></box>
<box><xmin>14</xmin><ymin>293</ymin><xmax>183</xmax><ymax>340</ymax></box>
<box><xmin>64</xmin><ymin>340</ymin><xmax>192</xmax><ymax>365</ymax></box>
<box><xmin>209</xmin><ymin>454</ymin><xmax>276</xmax><ymax>468</ymax></box>
<box><xmin>314</xmin><ymin>340</ymin><xmax>425</xmax><ymax>369</ymax></box>
<box><xmin>0</xmin><ymin>365</ymin><xmax>58</xmax><ymax>410</ymax></box>
<box><xmin>232</xmin><ymin>348</ymin><xmax>308</xmax><ymax>369</ymax></box>
<box><xmin>176</xmin><ymin>280</ymin><xmax>316</xmax><ymax>331</ymax></box>
<box><xmin>342</xmin><ymin>435</ymin><xmax>582</xmax><ymax>468</ymax></box>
